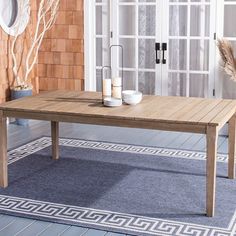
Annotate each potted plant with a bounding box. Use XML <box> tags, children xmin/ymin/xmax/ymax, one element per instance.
<box><xmin>9</xmin><ymin>0</ymin><xmax>60</xmax><ymax>125</ymax></box>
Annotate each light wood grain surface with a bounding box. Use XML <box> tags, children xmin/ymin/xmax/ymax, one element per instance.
<box><xmin>0</xmin><ymin>91</ymin><xmax>236</xmax><ymax>129</ymax></box>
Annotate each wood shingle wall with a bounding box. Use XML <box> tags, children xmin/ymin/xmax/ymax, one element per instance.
<box><xmin>38</xmin><ymin>0</ymin><xmax>84</xmax><ymax>91</ymax></box>
<box><xmin>0</xmin><ymin>0</ymin><xmax>38</xmax><ymax>103</ymax></box>
<box><xmin>0</xmin><ymin>0</ymin><xmax>84</xmax><ymax>103</ymax></box>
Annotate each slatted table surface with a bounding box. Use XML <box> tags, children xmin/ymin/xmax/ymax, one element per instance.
<box><xmin>0</xmin><ymin>90</ymin><xmax>236</xmax><ymax>217</ymax></box>
<box><xmin>0</xmin><ymin>90</ymin><xmax>236</xmax><ymax>132</ymax></box>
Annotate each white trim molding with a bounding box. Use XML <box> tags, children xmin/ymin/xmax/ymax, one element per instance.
<box><xmin>84</xmin><ymin>0</ymin><xmax>96</xmax><ymax>91</ymax></box>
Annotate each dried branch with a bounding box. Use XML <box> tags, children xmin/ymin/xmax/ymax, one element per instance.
<box><xmin>10</xmin><ymin>0</ymin><xmax>60</xmax><ymax>90</ymax></box>
<box><xmin>217</xmin><ymin>39</ymin><xmax>236</xmax><ymax>81</ymax></box>
<box><xmin>17</xmin><ymin>32</ymin><xmax>26</xmax><ymax>74</ymax></box>
<box><xmin>24</xmin><ymin>0</ymin><xmax>60</xmax><ymax>85</ymax></box>
<box><xmin>11</xmin><ymin>33</ymin><xmax>21</xmax><ymax>86</ymax></box>
<box><xmin>11</xmin><ymin>0</ymin><xmax>26</xmax><ymax>87</ymax></box>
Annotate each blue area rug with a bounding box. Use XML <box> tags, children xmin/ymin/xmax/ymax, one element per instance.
<box><xmin>0</xmin><ymin>137</ymin><xmax>235</xmax><ymax>236</ymax></box>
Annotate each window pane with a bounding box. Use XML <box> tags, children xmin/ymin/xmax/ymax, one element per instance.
<box><xmin>224</xmin><ymin>5</ymin><xmax>236</xmax><ymax>37</ymax></box>
<box><xmin>96</xmin><ymin>69</ymin><xmax>102</xmax><ymax>92</ymax></box>
<box><xmin>169</xmin><ymin>0</ymin><xmax>187</xmax><ymax>2</ymax></box>
<box><xmin>139</xmin><ymin>72</ymin><xmax>155</xmax><ymax>95</ymax></box>
<box><xmin>169</xmin><ymin>5</ymin><xmax>187</xmax><ymax>36</ymax></box>
<box><xmin>119</xmin><ymin>6</ymin><xmax>136</xmax><ymax>35</ymax></box>
<box><xmin>139</xmin><ymin>0</ymin><xmax>155</xmax><ymax>2</ymax></box>
<box><xmin>139</xmin><ymin>39</ymin><xmax>155</xmax><ymax>69</ymax></box>
<box><xmin>123</xmin><ymin>71</ymin><xmax>136</xmax><ymax>90</ymax></box>
<box><xmin>190</xmin><ymin>40</ymin><xmax>209</xmax><ymax>71</ymax></box>
<box><xmin>189</xmin><ymin>74</ymin><xmax>208</xmax><ymax>98</ymax></box>
<box><xmin>96</xmin><ymin>5</ymin><xmax>108</xmax><ymax>35</ymax></box>
<box><xmin>96</xmin><ymin>38</ymin><xmax>109</xmax><ymax>67</ymax></box>
<box><xmin>1</xmin><ymin>0</ymin><xmax>18</xmax><ymax>27</ymax></box>
<box><xmin>190</xmin><ymin>5</ymin><xmax>210</xmax><ymax>37</ymax></box>
<box><xmin>119</xmin><ymin>38</ymin><xmax>136</xmax><ymax>68</ymax></box>
<box><xmin>119</xmin><ymin>0</ymin><xmax>135</xmax><ymax>2</ymax></box>
<box><xmin>168</xmin><ymin>73</ymin><xmax>187</xmax><ymax>96</ymax></box>
<box><xmin>139</xmin><ymin>5</ymin><xmax>156</xmax><ymax>36</ymax></box>
<box><xmin>169</xmin><ymin>39</ymin><xmax>187</xmax><ymax>70</ymax></box>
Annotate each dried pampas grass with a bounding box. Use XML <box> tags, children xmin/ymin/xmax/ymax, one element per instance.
<box><xmin>217</xmin><ymin>39</ymin><xmax>236</xmax><ymax>81</ymax></box>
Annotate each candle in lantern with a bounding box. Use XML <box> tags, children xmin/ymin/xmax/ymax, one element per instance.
<box><xmin>102</xmin><ymin>78</ymin><xmax>111</xmax><ymax>98</ymax></box>
<box><xmin>112</xmin><ymin>77</ymin><xmax>122</xmax><ymax>99</ymax></box>
<box><xmin>112</xmin><ymin>77</ymin><xmax>122</xmax><ymax>86</ymax></box>
<box><xmin>113</xmin><ymin>86</ymin><xmax>122</xmax><ymax>99</ymax></box>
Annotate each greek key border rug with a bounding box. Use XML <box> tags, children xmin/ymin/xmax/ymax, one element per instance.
<box><xmin>0</xmin><ymin>137</ymin><xmax>235</xmax><ymax>236</ymax></box>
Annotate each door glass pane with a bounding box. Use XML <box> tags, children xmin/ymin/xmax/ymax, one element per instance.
<box><xmin>96</xmin><ymin>5</ymin><xmax>109</xmax><ymax>35</ymax></box>
<box><xmin>96</xmin><ymin>38</ymin><xmax>103</xmax><ymax>67</ymax></box>
<box><xmin>169</xmin><ymin>5</ymin><xmax>187</xmax><ymax>36</ymax></box>
<box><xmin>139</xmin><ymin>0</ymin><xmax>155</xmax><ymax>2</ymax></box>
<box><xmin>169</xmin><ymin>39</ymin><xmax>187</xmax><ymax>70</ymax></box>
<box><xmin>96</xmin><ymin>38</ymin><xmax>109</xmax><ymax>67</ymax></box>
<box><xmin>224</xmin><ymin>5</ymin><xmax>236</xmax><ymax>37</ymax></box>
<box><xmin>119</xmin><ymin>38</ymin><xmax>136</xmax><ymax>68</ymax></box>
<box><xmin>168</xmin><ymin>73</ymin><xmax>186</xmax><ymax>96</ymax></box>
<box><xmin>190</xmin><ymin>5</ymin><xmax>210</xmax><ymax>37</ymax></box>
<box><xmin>119</xmin><ymin>0</ymin><xmax>135</xmax><ymax>2</ymax></box>
<box><xmin>123</xmin><ymin>71</ymin><xmax>136</xmax><ymax>90</ymax></box>
<box><xmin>138</xmin><ymin>5</ymin><xmax>156</xmax><ymax>36</ymax></box>
<box><xmin>96</xmin><ymin>69</ymin><xmax>102</xmax><ymax>92</ymax></box>
<box><xmin>189</xmin><ymin>74</ymin><xmax>208</xmax><ymax>98</ymax></box>
<box><xmin>170</xmin><ymin>0</ymin><xmax>187</xmax><ymax>2</ymax></box>
<box><xmin>119</xmin><ymin>6</ymin><xmax>136</xmax><ymax>35</ymax></box>
<box><xmin>139</xmin><ymin>39</ymin><xmax>155</xmax><ymax>69</ymax></box>
<box><xmin>95</xmin><ymin>1</ymin><xmax>109</xmax><ymax>92</ymax></box>
<box><xmin>139</xmin><ymin>72</ymin><xmax>155</xmax><ymax>95</ymax></box>
<box><xmin>191</xmin><ymin>0</ymin><xmax>210</xmax><ymax>2</ymax></box>
<box><xmin>190</xmin><ymin>40</ymin><xmax>209</xmax><ymax>71</ymax></box>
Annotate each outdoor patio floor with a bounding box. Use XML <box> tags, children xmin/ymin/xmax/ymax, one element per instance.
<box><xmin>0</xmin><ymin>120</ymin><xmax>229</xmax><ymax>236</ymax></box>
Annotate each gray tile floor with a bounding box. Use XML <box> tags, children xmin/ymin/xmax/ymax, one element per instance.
<box><xmin>0</xmin><ymin>120</ymin><xmax>229</xmax><ymax>236</ymax></box>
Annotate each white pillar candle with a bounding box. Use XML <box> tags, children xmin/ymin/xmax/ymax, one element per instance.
<box><xmin>113</xmin><ymin>86</ymin><xmax>122</xmax><ymax>99</ymax></box>
<box><xmin>103</xmin><ymin>79</ymin><xmax>111</xmax><ymax>97</ymax></box>
<box><xmin>112</xmin><ymin>77</ymin><xmax>122</xmax><ymax>87</ymax></box>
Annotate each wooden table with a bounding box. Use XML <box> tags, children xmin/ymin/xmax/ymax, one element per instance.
<box><xmin>0</xmin><ymin>91</ymin><xmax>236</xmax><ymax>217</ymax></box>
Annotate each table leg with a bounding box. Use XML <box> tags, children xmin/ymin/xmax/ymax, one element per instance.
<box><xmin>228</xmin><ymin>115</ymin><xmax>236</xmax><ymax>179</ymax></box>
<box><xmin>206</xmin><ymin>126</ymin><xmax>218</xmax><ymax>217</ymax></box>
<box><xmin>51</xmin><ymin>121</ymin><xmax>59</xmax><ymax>160</ymax></box>
<box><xmin>0</xmin><ymin>111</ymin><xmax>8</xmax><ymax>188</ymax></box>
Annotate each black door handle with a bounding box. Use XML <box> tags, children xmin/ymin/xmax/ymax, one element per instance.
<box><xmin>162</xmin><ymin>43</ymin><xmax>167</xmax><ymax>64</ymax></box>
<box><xmin>155</xmin><ymin>43</ymin><xmax>160</xmax><ymax>64</ymax></box>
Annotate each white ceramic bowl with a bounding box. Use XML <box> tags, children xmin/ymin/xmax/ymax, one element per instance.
<box><xmin>122</xmin><ymin>90</ymin><xmax>142</xmax><ymax>105</ymax></box>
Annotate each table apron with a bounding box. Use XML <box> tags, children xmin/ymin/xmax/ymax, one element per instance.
<box><xmin>3</xmin><ymin>110</ymin><xmax>208</xmax><ymax>134</ymax></box>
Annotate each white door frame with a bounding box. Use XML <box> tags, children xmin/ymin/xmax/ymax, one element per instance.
<box><xmin>84</xmin><ymin>0</ymin><xmax>96</xmax><ymax>91</ymax></box>
<box><xmin>209</xmin><ymin>0</ymin><xmax>218</xmax><ymax>98</ymax></box>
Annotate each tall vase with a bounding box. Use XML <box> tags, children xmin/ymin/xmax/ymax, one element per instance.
<box><xmin>11</xmin><ymin>88</ymin><xmax>33</xmax><ymax>126</ymax></box>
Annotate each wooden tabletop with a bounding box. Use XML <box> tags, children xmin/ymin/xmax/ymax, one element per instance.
<box><xmin>1</xmin><ymin>90</ymin><xmax>236</xmax><ymax>131</ymax></box>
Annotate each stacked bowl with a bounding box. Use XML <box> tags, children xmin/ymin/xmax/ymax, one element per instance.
<box><xmin>122</xmin><ymin>90</ymin><xmax>142</xmax><ymax>105</ymax></box>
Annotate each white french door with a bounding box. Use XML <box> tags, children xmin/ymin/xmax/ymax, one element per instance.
<box><xmin>112</xmin><ymin>0</ymin><xmax>161</xmax><ymax>95</ymax></box>
<box><xmin>85</xmin><ymin>0</ymin><xmax>217</xmax><ymax>97</ymax></box>
<box><xmin>163</xmin><ymin>0</ymin><xmax>216</xmax><ymax>97</ymax></box>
